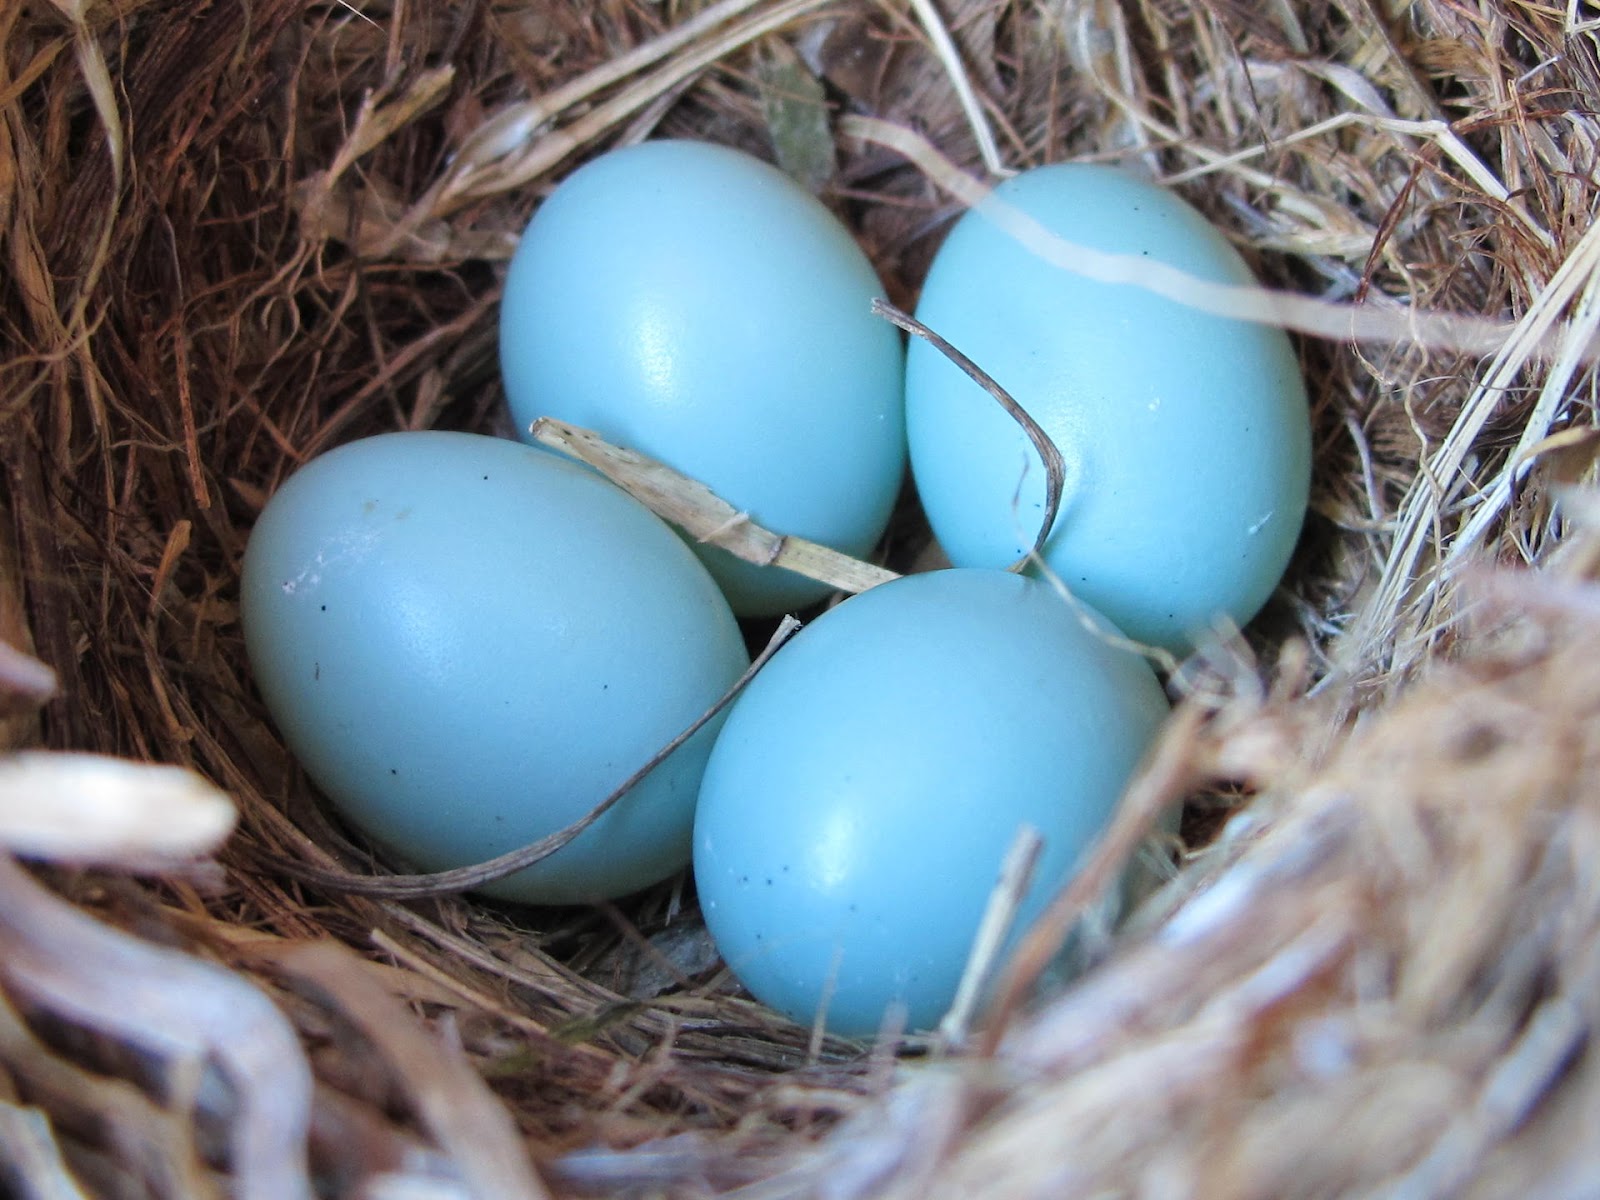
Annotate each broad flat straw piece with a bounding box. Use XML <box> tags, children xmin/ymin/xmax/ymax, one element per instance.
<box><xmin>0</xmin><ymin>752</ymin><xmax>236</xmax><ymax>866</ymax></box>
<box><xmin>529</xmin><ymin>417</ymin><xmax>900</xmax><ymax>595</ymax></box>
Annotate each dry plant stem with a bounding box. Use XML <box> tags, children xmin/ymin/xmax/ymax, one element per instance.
<box><xmin>0</xmin><ymin>855</ymin><xmax>314</xmax><ymax>1200</ymax></box>
<box><xmin>903</xmin><ymin>0</ymin><xmax>1009</xmax><ymax>178</ymax></box>
<box><xmin>52</xmin><ymin>9</ymin><xmax>122</xmax><ymax>446</ymax></box>
<box><xmin>1440</xmin><ymin>226</ymin><xmax>1600</xmax><ymax>563</ymax></box>
<box><xmin>1351</xmin><ymin>213</ymin><xmax>1600</xmax><ymax>673</ymax></box>
<box><xmin>1080</xmin><ymin>28</ymin><xmax>1548</xmax><ymax>253</ymax></box>
<box><xmin>530</xmin><ymin>417</ymin><xmax>900</xmax><ymax>594</ymax></box>
<box><xmin>279</xmin><ymin>941</ymin><xmax>548</xmax><ymax>1200</ymax></box>
<box><xmin>843</xmin><ymin>116</ymin><xmax>1590</xmax><ymax>360</ymax></box>
<box><xmin>318</xmin><ymin>0</ymin><xmax>840</xmax><ymax>258</ymax></box>
<box><xmin>268</xmin><ymin>615</ymin><xmax>802</xmax><ymax>898</ymax></box>
<box><xmin>936</xmin><ymin>825</ymin><xmax>1044</xmax><ymax>1053</ymax></box>
<box><xmin>979</xmin><ymin>703</ymin><xmax>1206</xmax><ymax>1056</ymax></box>
<box><xmin>443</xmin><ymin>0</ymin><xmax>781</xmax><ymax>192</ymax></box>
<box><xmin>12</xmin><ymin>0</ymin><xmax>1600</xmax><ymax>1191</ymax></box>
<box><xmin>418</xmin><ymin>0</ymin><xmax>836</xmax><ymax>221</ymax></box>
<box><xmin>871</xmin><ymin>301</ymin><xmax>1064</xmax><ymax>569</ymax></box>
<box><xmin>1162</xmin><ymin>109</ymin><xmax>1553</xmax><ymax>252</ymax></box>
<box><xmin>313</xmin><ymin>66</ymin><xmax>456</xmax><ymax>201</ymax></box>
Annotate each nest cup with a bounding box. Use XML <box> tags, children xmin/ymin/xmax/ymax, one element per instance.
<box><xmin>4</xmin><ymin>2</ymin><xmax>1600</xmax><ymax>1196</ymax></box>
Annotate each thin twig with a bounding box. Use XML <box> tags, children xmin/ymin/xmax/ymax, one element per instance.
<box><xmin>936</xmin><ymin>825</ymin><xmax>1043</xmax><ymax>1053</ymax></box>
<box><xmin>871</xmin><ymin>301</ymin><xmax>1065</xmax><ymax>569</ymax></box>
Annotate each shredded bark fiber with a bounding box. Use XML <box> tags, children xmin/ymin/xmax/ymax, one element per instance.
<box><xmin>2</xmin><ymin>0</ymin><xmax>1599</xmax><ymax>1196</ymax></box>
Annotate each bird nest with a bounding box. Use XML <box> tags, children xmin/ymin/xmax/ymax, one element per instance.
<box><xmin>3</xmin><ymin>1</ymin><xmax>1599</xmax><ymax>1196</ymax></box>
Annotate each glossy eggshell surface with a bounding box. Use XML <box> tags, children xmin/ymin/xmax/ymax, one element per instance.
<box><xmin>906</xmin><ymin>164</ymin><xmax>1311</xmax><ymax>653</ymax></box>
<box><xmin>693</xmin><ymin>568</ymin><xmax>1169</xmax><ymax>1037</ymax></box>
<box><xmin>241</xmin><ymin>431</ymin><xmax>750</xmax><ymax>905</ymax></box>
<box><xmin>500</xmin><ymin>139</ymin><xmax>906</xmax><ymax>617</ymax></box>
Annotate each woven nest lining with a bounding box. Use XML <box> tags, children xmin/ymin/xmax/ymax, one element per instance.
<box><xmin>3</xmin><ymin>1</ymin><xmax>1599</xmax><ymax>1196</ymax></box>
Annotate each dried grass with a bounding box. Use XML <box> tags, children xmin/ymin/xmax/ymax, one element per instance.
<box><xmin>3</xmin><ymin>0</ymin><xmax>1600</xmax><ymax>1195</ymax></box>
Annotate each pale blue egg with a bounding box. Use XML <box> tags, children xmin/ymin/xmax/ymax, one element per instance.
<box><xmin>906</xmin><ymin>164</ymin><xmax>1311</xmax><ymax>653</ymax></box>
<box><xmin>500</xmin><ymin>139</ymin><xmax>906</xmax><ymax>617</ymax></box>
<box><xmin>693</xmin><ymin>568</ymin><xmax>1169</xmax><ymax>1036</ymax></box>
<box><xmin>241</xmin><ymin>431</ymin><xmax>750</xmax><ymax>905</ymax></box>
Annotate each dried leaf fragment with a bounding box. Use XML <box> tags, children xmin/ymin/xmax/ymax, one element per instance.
<box><xmin>757</xmin><ymin>40</ymin><xmax>835</xmax><ymax>194</ymax></box>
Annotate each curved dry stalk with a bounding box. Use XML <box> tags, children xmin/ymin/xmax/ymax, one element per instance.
<box><xmin>266</xmin><ymin>615</ymin><xmax>801</xmax><ymax>898</ymax></box>
<box><xmin>869</xmin><ymin>300</ymin><xmax>1066</xmax><ymax>570</ymax></box>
